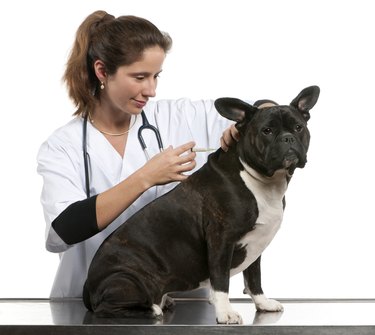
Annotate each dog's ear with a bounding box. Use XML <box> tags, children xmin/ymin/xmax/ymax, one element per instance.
<box><xmin>290</xmin><ymin>86</ymin><xmax>320</xmax><ymax>121</ymax></box>
<box><xmin>214</xmin><ymin>98</ymin><xmax>258</xmax><ymax>123</ymax></box>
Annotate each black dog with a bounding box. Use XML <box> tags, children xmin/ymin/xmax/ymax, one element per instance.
<box><xmin>83</xmin><ymin>86</ymin><xmax>320</xmax><ymax>324</ymax></box>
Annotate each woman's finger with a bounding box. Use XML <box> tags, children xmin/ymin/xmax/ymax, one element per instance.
<box><xmin>174</xmin><ymin>141</ymin><xmax>196</xmax><ymax>155</ymax></box>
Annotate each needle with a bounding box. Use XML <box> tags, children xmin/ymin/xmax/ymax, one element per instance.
<box><xmin>191</xmin><ymin>147</ymin><xmax>216</xmax><ymax>152</ymax></box>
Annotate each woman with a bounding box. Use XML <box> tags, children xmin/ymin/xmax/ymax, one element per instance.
<box><xmin>37</xmin><ymin>10</ymin><xmax>239</xmax><ymax>298</ymax></box>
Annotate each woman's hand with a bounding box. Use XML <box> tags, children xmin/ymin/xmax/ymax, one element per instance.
<box><xmin>139</xmin><ymin>141</ymin><xmax>197</xmax><ymax>187</ymax></box>
<box><xmin>220</xmin><ymin>124</ymin><xmax>240</xmax><ymax>152</ymax></box>
<box><xmin>96</xmin><ymin>141</ymin><xmax>196</xmax><ymax>229</ymax></box>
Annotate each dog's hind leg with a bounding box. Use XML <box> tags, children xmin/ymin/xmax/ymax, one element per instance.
<box><xmin>91</xmin><ymin>274</ymin><xmax>158</xmax><ymax>318</ymax></box>
<box><xmin>160</xmin><ymin>294</ymin><xmax>175</xmax><ymax>310</ymax></box>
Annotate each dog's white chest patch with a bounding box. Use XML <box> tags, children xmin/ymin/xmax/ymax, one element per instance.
<box><xmin>230</xmin><ymin>161</ymin><xmax>288</xmax><ymax>276</ymax></box>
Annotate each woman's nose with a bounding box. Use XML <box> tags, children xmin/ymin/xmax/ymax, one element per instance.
<box><xmin>143</xmin><ymin>79</ymin><xmax>157</xmax><ymax>97</ymax></box>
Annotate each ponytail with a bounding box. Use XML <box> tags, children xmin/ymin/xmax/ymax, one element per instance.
<box><xmin>63</xmin><ymin>11</ymin><xmax>112</xmax><ymax>116</ymax></box>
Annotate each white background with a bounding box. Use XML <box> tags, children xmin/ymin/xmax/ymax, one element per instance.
<box><xmin>0</xmin><ymin>0</ymin><xmax>374</xmax><ymax>299</ymax></box>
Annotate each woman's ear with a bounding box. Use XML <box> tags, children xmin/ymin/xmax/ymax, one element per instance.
<box><xmin>93</xmin><ymin>60</ymin><xmax>107</xmax><ymax>82</ymax></box>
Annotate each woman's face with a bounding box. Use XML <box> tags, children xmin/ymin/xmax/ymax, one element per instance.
<box><xmin>104</xmin><ymin>46</ymin><xmax>166</xmax><ymax>116</ymax></box>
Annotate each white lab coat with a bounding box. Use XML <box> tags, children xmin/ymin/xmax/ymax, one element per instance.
<box><xmin>37</xmin><ymin>99</ymin><xmax>233</xmax><ymax>298</ymax></box>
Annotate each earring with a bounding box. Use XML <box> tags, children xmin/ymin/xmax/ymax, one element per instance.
<box><xmin>100</xmin><ymin>82</ymin><xmax>105</xmax><ymax>90</ymax></box>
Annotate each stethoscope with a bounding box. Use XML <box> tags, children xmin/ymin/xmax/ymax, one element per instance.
<box><xmin>82</xmin><ymin>110</ymin><xmax>164</xmax><ymax>198</ymax></box>
<box><xmin>138</xmin><ymin>110</ymin><xmax>164</xmax><ymax>160</ymax></box>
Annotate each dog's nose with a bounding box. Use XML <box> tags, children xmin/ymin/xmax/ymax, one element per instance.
<box><xmin>280</xmin><ymin>134</ymin><xmax>296</xmax><ymax>144</ymax></box>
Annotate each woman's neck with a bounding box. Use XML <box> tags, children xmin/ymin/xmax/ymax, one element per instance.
<box><xmin>90</xmin><ymin>103</ymin><xmax>131</xmax><ymax>135</ymax></box>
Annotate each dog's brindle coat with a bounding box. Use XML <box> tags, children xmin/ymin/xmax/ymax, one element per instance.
<box><xmin>83</xmin><ymin>86</ymin><xmax>320</xmax><ymax>324</ymax></box>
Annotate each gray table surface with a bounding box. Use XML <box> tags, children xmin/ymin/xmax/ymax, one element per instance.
<box><xmin>0</xmin><ymin>298</ymin><xmax>375</xmax><ymax>334</ymax></box>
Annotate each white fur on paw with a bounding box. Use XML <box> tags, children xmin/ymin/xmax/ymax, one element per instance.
<box><xmin>152</xmin><ymin>304</ymin><xmax>163</xmax><ymax>317</ymax></box>
<box><xmin>216</xmin><ymin>307</ymin><xmax>243</xmax><ymax>324</ymax></box>
<box><xmin>252</xmin><ymin>294</ymin><xmax>284</xmax><ymax>312</ymax></box>
<box><xmin>212</xmin><ymin>291</ymin><xmax>243</xmax><ymax>324</ymax></box>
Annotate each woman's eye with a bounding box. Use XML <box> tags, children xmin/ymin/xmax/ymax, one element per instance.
<box><xmin>262</xmin><ymin>127</ymin><xmax>273</xmax><ymax>135</ymax></box>
<box><xmin>134</xmin><ymin>74</ymin><xmax>160</xmax><ymax>80</ymax></box>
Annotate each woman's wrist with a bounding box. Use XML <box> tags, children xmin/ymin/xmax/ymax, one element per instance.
<box><xmin>131</xmin><ymin>166</ymin><xmax>155</xmax><ymax>192</ymax></box>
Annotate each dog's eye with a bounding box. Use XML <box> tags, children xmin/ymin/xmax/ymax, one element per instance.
<box><xmin>262</xmin><ymin>127</ymin><xmax>273</xmax><ymax>135</ymax></box>
<box><xmin>295</xmin><ymin>124</ymin><xmax>304</xmax><ymax>133</ymax></box>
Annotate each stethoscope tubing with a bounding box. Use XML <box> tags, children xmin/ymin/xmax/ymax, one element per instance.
<box><xmin>83</xmin><ymin>114</ymin><xmax>91</xmax><ymax>199</ymax></box>
<box><xmin>138</xmin><ymin>110</ymin><xmax>164</xmax><ymax>157</ymax></box>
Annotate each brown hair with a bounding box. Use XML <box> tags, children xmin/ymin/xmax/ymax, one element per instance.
<box><xmin>63</xmin><ymin>10</ymin><xmax>172</xmax><ymax>116</ymax></box>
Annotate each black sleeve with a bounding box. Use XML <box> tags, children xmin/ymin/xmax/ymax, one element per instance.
<box><xmin>52</xmin><ymin>195</ymin><xmax>99</xmax><ymax>245</ymax></box>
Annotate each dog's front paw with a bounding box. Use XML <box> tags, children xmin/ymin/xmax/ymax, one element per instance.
<box><xmin>256</xmin><ymin>298</ymin><xmax>283</xmax><ymax>312</ymax></box>
<box><xmin>252</xmin><ymin>294</ymin><xmax>284</xmax><ymax>312</ymax></box>
<box><xmin>212</xmin><ymin>291</ymin><xmax>243</xmax><ymax>324</ymax></box>
<box><xmin>216</xmin><ymin>307</ymin><xmax>243</xmax><ymax>324</ymax></box>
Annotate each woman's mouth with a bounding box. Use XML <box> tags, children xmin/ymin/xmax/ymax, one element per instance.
<box><xmin>133</xmin><ymin>99</ymin><xmax>147</xmax><ymax>109</ymax></box>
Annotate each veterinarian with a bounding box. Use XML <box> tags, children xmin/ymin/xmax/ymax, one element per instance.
<box><xmin>37</xmin><ymin>10</ymin><xmax>240</xmax><ymax>298</ymax></box>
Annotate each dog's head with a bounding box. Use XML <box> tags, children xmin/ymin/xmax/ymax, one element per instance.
<box><xmin>214</xmin><ymin>86</ymin><xmax>320</xmax><ymax>177</ymax></box>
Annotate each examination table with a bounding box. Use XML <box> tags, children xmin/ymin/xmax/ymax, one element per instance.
<box><xmin>1</xmin><ymin>298</ymin><xmax>375</xmax><ymax>334</ymax></box>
